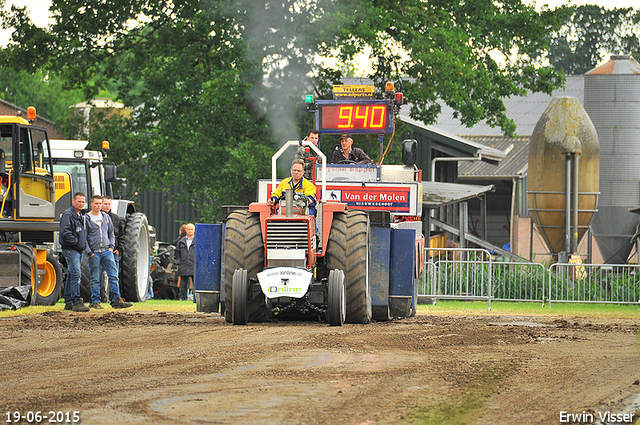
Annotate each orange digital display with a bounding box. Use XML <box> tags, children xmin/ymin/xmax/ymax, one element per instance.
<box><xmin>319</xmin><ymin>102</ymin><xmax>391</xmax><ymax>133</ymax></box>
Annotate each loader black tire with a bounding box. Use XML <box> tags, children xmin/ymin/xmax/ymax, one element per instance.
<box><xmin>80</xmin><ymin>257</ymin><xmax>90</xmax><ymax>302</ymax></box>
<box><xmin>121</xmin><ymin>213</ymin><xmax>151</xmax><ymax>302</ymax></box>
<box><xmin>154</xmin><ymin>283</ymin><xmax>178</xmax><ymax>300</ymax></box>
<box><xmin>32</xmin><ymin>252</ymin><xmax>62</xmax><ymax>306</ymax></box>
<box><xmin>325</xmin><ymin>211</ymin><xmax>347</xmax><ymax>275</ymax></box>
<box><xmin>80</xmin><ymin>256</ymin><xmax>107</xmax><ymax>303</ymax></box>
<box><xmin>15</xmin><ymin>244</ymin><xmax>36</xmax><ymax>303</ymax></box>
<box><xmin>223</xmin><ymin>211</ymin><xmax>247</xmax><ymax>323</ymax></box>
<box><xmin>345</xmin><ymin>210</ymin><xmax>372</xmax><ymax>324</ymax></box>
<box><xmin>245</xmin><ymin>212</ymin><xmax>269</xmax><ymax>322</ymax></box>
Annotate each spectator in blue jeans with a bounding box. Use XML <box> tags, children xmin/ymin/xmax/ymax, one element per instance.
<box><xmin>60</xmin><ymin>192</ymin><xmax>90</xmax><ymax>312</ymax></box>
<box><xmin>84</xmin><ymin>195</ymin><xmax>132</xmax><ymax>309</ymax></box>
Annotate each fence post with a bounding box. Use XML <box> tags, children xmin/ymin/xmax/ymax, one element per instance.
<box><xmin>548</xmin><ymin>264</ymin><xmax>552</xmax><ymax>307</ymax></box>
<box><xmin>488</xmin><ymin>253</ymin><xmax>492</xmax><ymax>311</ymax></box>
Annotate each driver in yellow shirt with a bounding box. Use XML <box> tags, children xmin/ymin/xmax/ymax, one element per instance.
<box><xmin>267</xmin><ymin>159</ymin><xmax>317</xmax><ymax>215</ymax></box>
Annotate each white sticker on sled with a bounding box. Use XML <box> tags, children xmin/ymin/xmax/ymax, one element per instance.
<box><xmin>257</xmin><ymin>267</ymin><xmax>313</xmax><ymax>299</ymax></box>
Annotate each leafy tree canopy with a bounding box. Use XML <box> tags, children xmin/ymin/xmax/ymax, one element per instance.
<box><xmin>0</xmin><ymin>0</ymin><xmax>568</xmax><ymax>220</ymax></box>
<box><xmin>547</xmin><ymin>5</ymin><xmax>640</xmax><ymax>75</ymax></box>
<box><xmin>0</xmin><ymin>67</ymin><xmax>85</xmax><ymax>123</ymax></box>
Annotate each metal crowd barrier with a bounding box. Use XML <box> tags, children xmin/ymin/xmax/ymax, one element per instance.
<box><xmin>420</xmin><ymin>248</ymin><xmax>640</xmax><ymax>308</ymax></box>
<box><xmin>548</xmin><ymin>263</ymin><xmax>640</xmax><ymax>304</ymax></box>
<box><xmin>422</xmin><ymin>248</ymin><xmax>493</xmax><ymax>309</ymax></box>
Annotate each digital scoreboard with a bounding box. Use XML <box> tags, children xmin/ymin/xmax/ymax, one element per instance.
<box><xmin>315</xmin><ymin>100</ymin><xmax>393</xmax><ymax>134</ymax></box>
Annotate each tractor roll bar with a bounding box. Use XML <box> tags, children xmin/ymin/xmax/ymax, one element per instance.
<box><xmin>271</xmin><ymin>140</ymin><xmax>327</xmax><ymax>200</ymax></box>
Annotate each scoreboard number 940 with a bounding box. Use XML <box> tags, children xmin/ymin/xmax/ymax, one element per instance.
<box><xmin>319</xmin><ymin>103</ymin><xmax>390</xmax><ymax>132</ymax></box>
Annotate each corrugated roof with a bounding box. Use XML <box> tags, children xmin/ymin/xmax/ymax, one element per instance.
<box><xmin>401</xmin><ymin>75</ymin><xmax>584</xmax><ymax>137</ymax></box>
<box><xmin>401</xmin><ymin>76</ymin><xmax>587</xmax><ymax>181</ymax></box>
<box><xmin>458</xmin><ymin>135</ymin><xmax>529</xmax><ymax>180</ymax></box>
<box><xmin>585</xmin><ymin>55</ymin><xmax>640</xmax><ymax>75</ymax></box>
<box><xmin>399</xmin><ymin>115</ymin><xmax>507</xmax><ymax>162</ymax></box>
<box><xmin>422</xmin><ymin>181</ymin><xmax>496</xmax><ymax>208</ymax></box>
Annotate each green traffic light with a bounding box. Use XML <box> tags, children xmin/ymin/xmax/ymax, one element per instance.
<box><xmin>305</xmin><ymin>94</ymin><xmax>314</xmax><ymax>103</ymax></box>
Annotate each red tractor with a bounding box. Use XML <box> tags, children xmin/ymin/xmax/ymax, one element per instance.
<box><xmin>201</xmin><ymin>87</ymin><xmax>421</xmax><ymax>323</ymax></box>
<box><xmin>223</xmin><ymin>140</ymin><xmax>372</xmax><ymax>326</ymax></box>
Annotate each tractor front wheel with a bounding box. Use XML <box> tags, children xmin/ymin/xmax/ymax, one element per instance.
<box><xmin>327</xmin><ymin>269</ymin><xmax>346</xmax><ymax>326</ymax></box>
<box><xmin>232</xmin><ymin>269</ymin><xmax>248</xmax><ymax>325</ymax></box>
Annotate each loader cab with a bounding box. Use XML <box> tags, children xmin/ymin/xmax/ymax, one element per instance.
<box><xmin>50</xmin><ymin>140</ymin><xmax>114</xmax><ymax>217</ymax></box>
<box><xmin>0</xmin><ymin>114</ymin><xmax>55</xmax><ymax>221</ymax></box>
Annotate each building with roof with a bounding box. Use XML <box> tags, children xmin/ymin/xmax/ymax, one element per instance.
<box><xmin>397</xmin><ymin>116</ymin><xmax>514</xmax><ymax>256</ymax></box>
<box><xmin>0</xmin><ymin>98</ymin><xmax>64</xmax><ymax>139</ymax></box>
<box><xmin>398</xmin><ymin>75</ymin><xmax>585</xmax><ymax>261</ymax></box>
<box><xmin>402</xmin><ymin>55</ymin><xmax>640</xmax><ymax>264</ymax></box>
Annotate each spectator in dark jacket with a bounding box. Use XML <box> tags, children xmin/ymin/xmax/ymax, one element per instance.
<box><xmin>172</xmin><ymin>224</ymin><xmax>187</xmax><ymax>247</ymax></box>
<box><xmin>60</xmin><ymin>192</ymin><xmax>90</xmax><ymax>312</ymax></box>
<box><xmin>331</xmin><ymin>133</ymin><xmax>372</xmax><ymax>164</ymax></box>
<box><xmin>174</xmin><ymin>223</ymin><xmax>195</xmax><ymax>300</ymax></box>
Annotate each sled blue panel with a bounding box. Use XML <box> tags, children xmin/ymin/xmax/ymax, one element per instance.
<box><xmin>194</xmin><ymin>223</ymin><xmax>222</xmax><ymax>292</ymax></box>
<box><xmin>389</xmin><ymin>228</ymin><xmax>415</xmax><ymax>318</ymax></box>
<box><xmin>369</xmin><ymin>225</ymin><xmax>391</xmax><ymax>321</ymax></box>
<box><xmin>194</xmin><ymin>223</ymin><xmax>222</xmax><ymax>312</ymax></box>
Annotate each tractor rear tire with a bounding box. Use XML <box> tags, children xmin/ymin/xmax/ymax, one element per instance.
<box><xmin>325</xmin><ymin>211</ymin><xmax>347</xmax><ymax>274</ymax></box>
<box><xmin>223</xmin><ymin>211</ymin><xmax>247</xmax><ymax>323</ymax></box>
<box><xmin>345</xmin><ymin>210</ymin><xmax>372</xmax><ymax>324</ymax></box>
<box><xmin>245</xmin><ymin>212</ymin><xmax>269</xmax><ymax>322</ymax></box>
<box><xmin>121</xmin><ymin>213</ymin><xmax>151</xmax><ymax>302</ymax></box>
<box><xmin>232</xmin><ymin>269</ymin><xmax>248</xmax><ymax>325</ymax></box>
<box><xmin>327</xmin><ymin>269</ymin><xmax>346</xmax><ymax>326</ymax></box>
<box><xmin>32</xmin><ymin>252</ymin><xmax>62</xmax><ymax>306</ymax></box>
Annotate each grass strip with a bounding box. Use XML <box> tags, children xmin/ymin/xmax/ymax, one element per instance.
<box><xmin>405</xmin><ymin>360</ymin><xmax>510</xmax><ymax>425</ymax></box>
<box><xmin>3</xmin><ymin>299</ymin><xmax>640</xmax><ymax>319</ymax></box>
<box><xmin>418</xmin><ymin>300</ymin><xmax>640</xmax><ymax>319</ymax></box>
<box><xmin>0</xmin><ymin>299</ymin><xmax>197</xmax><ymax>318</ymax></box>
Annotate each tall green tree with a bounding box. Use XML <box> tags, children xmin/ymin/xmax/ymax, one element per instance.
<box><xmin>547</xmin><ymin>5</ymin><xmax>640</xmax><ymax>75</ymax></box>
<box><xmin>0</xmin><ymin>0</ymin><xmax>567</xmax><ymax>220</ymax></box>
<box><xmin>323</xmin><ymin>0</ymin><xmax>568</xmax><ymax>136</ymax></box>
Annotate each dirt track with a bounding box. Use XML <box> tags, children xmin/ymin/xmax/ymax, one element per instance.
<box><xmin>1</xmin><ymin>310</ymin><xmax>639</xmax><ymax>424</ymax></box>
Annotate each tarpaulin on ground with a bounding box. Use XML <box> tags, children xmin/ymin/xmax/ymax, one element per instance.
<box><xmin>0</xmin><ymin>286</ymin><xmax>31</xmax><ymax>311</ymax></box>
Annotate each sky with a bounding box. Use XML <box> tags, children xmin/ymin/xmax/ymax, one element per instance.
<box><xmin>1</xmin><ymin>0</ymin><xmax>638</xmax><ymax>46</ymax></box>
<box><xmin>1</xmin><ymin>0</ymin><xmax>52</xmax><ymax>45</ymax></box>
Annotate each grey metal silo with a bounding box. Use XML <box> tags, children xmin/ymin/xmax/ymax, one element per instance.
<box><xmin>584</xmin><ymin>55</ymin><xmax>640</xmax><ymax>264</ymax></box>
